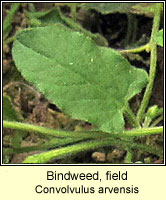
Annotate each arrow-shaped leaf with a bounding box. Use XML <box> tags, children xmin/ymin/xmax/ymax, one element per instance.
<box><xmin>12</xmin><ymin>24</ymin><xmax>148</xmax><ymax>133</ymax></box>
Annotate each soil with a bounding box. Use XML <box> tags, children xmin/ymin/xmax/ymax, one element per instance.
<box><xmin>2</xmin><ymin>3</ymin><xmax>164</xmax><ymax>164</ymax></box>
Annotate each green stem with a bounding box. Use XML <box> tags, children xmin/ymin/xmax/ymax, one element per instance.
<box><xmin>22</xmin><ymin>139</ymin><xmax>111</xmax><ymax>163</ymax></box>
<box><xmin>119</xmin><ymin>43</ymin><xmax>150</xmax><ymax>54</ymax></box>
<box><xmin>124</xmin><ymin>102</ymin><xmax>138</xmax><ymax>164</ymax></box>
<box><xmin>125</xmin><ymin>151</ymin><xmax>133</xmax><ymax>163</ymax></box>
<box><xmin>124</xmin><ymin>14</ymin><xmax>137</xmax><ymax>46</ymax></box>
<box><xmin>124</xmin><ymin>104</ymin><xmax>161</xmax><ymax>163</ymax></box>
<box><xmin>124</xmin><ymin>126</ymin><xmax>163</xmax><ymax>137</ymax></box>
<box><xmin>150</xmin><ymin>115</ymin><xmax>163</xmax><ymax>127</ymax></box>
<box><xmin>58</xmin><ymin>8</ymin><xmax>108</xmax><ymax>46</ymax></box>
<box><xmin>124</xmin><ymin>13</ymin><xmax>133</xmax><ymax>46</ymax></box>
<box><xmin>124</xmin><ymin>103</ymin><xmax>140</xmax><ymax>128</ymax></box>
<box><xmin>70</xmin><ymin>3</ymin><xmax>77</xmax><ymax>21</ymax></box>
<box><xmin>3</xmin><ymin>120</ymin><xmax>163</xmax><ymax>138</ymax></box>
<box><xmin>124</xmin><ymin>103</ymin><xmax>140</xmax><ymax>164</ymax></box>
<box><xmin>131</xmin><ymin>15</ymin><xmax>138</xmax><ymax>44</ymax></box>
<box><xmin>137</xmin><ymin>4</ymin><xmax>162</xmax><ymax>123</ymax></box>
<box><xmin>3</xmin><ymin>3</ymin><xmax>20</xmax><ymax>39</ymax></box>
<box><xmin>3</xmin><ymin>138</ymin><xmax>83</xmax><ymax>155</ymax></box>
<box><xmin>23</xmin><ymin>137</ymin><xmax>163</xmax><ymax>163</ymax></box>
<box><xmin>5</xmin><ymin>35</ymin><xmax>16</xmax><ymax>44</ymax></box>
<box><xmin>3</xmin><ymin>120</ymin><xmax>108</xmax><ymax>139</ymax></box>
<box><xmin>143</xmin><ymin>108</ymin><xmax>163</xmax><ymax>128</ymax></box>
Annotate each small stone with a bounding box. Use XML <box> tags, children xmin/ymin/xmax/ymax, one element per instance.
<box><xmin>92</xmin><ymin>152</ymin><xmax>106</xmax><ymax>162</ymax></box>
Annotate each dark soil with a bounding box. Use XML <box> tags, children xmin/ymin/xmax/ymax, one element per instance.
<box><xmin>2</xmin><ymin>3</ymin><xmax>164</xmax><ymax>164</ymax></box>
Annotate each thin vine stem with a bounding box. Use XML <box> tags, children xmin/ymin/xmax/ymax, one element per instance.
<box><xmin>3</xmin><ymin>120</ymin><xmax>108</xmax><ymax>139</ymax></box>
<box><xmin>124</xmin><ymin>126</ymin><xmax>163</xmax><ymax>136</ymax></box>
<box><xmin>124</xmin><ymin>151</ymin><xmax>133</xmax><ymax>163</ymax></box>
<box><xmin>150</xmin><ymin>115</ymin><xmax>163</xmax><ymax>127</ymax></box>
<box><xmin>3</xmin><ymin>3</ymin><xmax>21</xmax><ymax>38</ymax></box>
<box><xmin>143</xmin><ymin>107</ymin><xmax>163</xmax><ymax>128</ymax></box>
<box><xmin>3</xmin><ymin>137</ymin><xmax>83</xmax><ymax>155</ymax></box>
<box><xmin>70</xmin><ymin>3</ymin><xmax>77</xmax><ymax>21</ymax></box>
<box><xmin>124</xmin><ymin>103</ymin><xmax>140</xmax><ymax>128</ymax></box>
<box><xmin>137</xmin><ymin>4</ymin><xmax>162</xmax><ymax>123</ymax></box>
<box><xmin>3</xmin><ymin>120</ymin><xmax>163</xmax><ymax>138</ymax></box>
<box><xmin>119</xmin><ymin>43</ymin><xmax>150</xmax><ymax>54</ymax></box>
<box><xmin>22</xmin><ymin>137</ymin><xmax>163</xmax><ymax>163</ymax></box>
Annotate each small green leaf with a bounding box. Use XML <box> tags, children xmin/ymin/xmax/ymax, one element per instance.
<box><xmin>3</xmin><ymin>95</ymin><xmax>22</xmax><ymax>121</ymax></box>
<box><xmin>26</xmin><ymin>8</ymin><xmax>67</xmax><ymax>26</ymax></box>
<box><xmin>143</xmin><ymin>105</ymin><xmax>163</xmax><ymax>127</ymax></box>
<box><xmin>80</xmin><ymin>3</ymin><xmax>138</xmax><ymax>14</ymax></box>
<box><xmin>154</xmin><ymin>29</ymin><xmax>163</xmax><ymax>47</ymax></box>
<box><xmin>3</xmin><ymin>3</ymin><xmax>20</xmax><ymax>39</ymax></box>
<box><xmin>146</xmin><ymin>105</ymin><xmax>162</xmax><ymax>120</ymax></box>
<box><xmin>3</xmin><ymin>95</ymin><xmax>24</xmax><ymax>148</ymax></box>
<box><xmin>12</xmin><ymin>24</ymin><xmax>148</xmax><ymax>133</ymax></box>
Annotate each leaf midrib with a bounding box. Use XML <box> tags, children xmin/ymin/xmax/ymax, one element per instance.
<box><xmin>17</xmin><ymin>39</ymin><xmax>125</xmax><ymax>109</ymax></box>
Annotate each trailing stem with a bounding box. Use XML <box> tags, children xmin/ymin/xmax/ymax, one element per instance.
<box><xmin>22</xmin><ymin>138</ymin><xmax>163</xmax><ymax>163</ymax></box>
<box><xmin>124</xmin><ymin>103</ymin><xmax>140</xmax><ymax>128</ymax></box>
<box><xmin>3</xmin><ymin>120</ymin><xmax>163</xmax><ymax>138</ymax></box>
<box><xmin>137</xmin><ymin>4</ymin><xmax>162</xmax><ymax>123</ymax></box>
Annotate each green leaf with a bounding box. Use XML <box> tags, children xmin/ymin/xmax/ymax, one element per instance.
<box><xmin>59</xmin><ymin>11</ymin><xmax>108</xmax><ymax>46</ymax></box>
<box><xmin>154</xmin><ymin>29</ymin><xmax>163</xmax><ymax>47</ymax></box>
<box><xmin>3</xmin><ymin>95</ymin><xmax>24</xmax><ymax>148</ymax></box>
<box><xmin>80</xmin><ymin>3</ymin><xmax>163</xmax><ymax>17</ymax></box>
<box><xmin>146</xmin><ymin>105</ymin><xmax>163</xmax><ymax>120</ymax></box>
<box><xmin>12</xmin><ymin>24</ymin><xmax>148</xmax><ymax>133</ymax></box>
<box><xmin>3</xmin><ymin>95</ymin><xmax>22</xmax><ymax>121</ymax></box>
<box><xmin>26</xmin><ymin>7</ymin><xmax>108</xmax><ymax>46</ymax></box>
<box><xmin>3</xmin><ymin>3</ymin><xmax>20</xmax><ymax>39</ymax></box>
<box><xmin>80</xmin><ymin>3</ymin><xmax>138</xmax><ymax>14</ymax></box>
<box><xmin>26</xmin><ymin>8</ymin><xmax>67</xmax><ymax>26</ymax></box>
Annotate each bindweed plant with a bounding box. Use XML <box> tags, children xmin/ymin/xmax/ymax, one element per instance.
<box><xmin>3</xmin><ymin>3</ymin><xmax>163</xmax><ymax>164</ymax></box>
